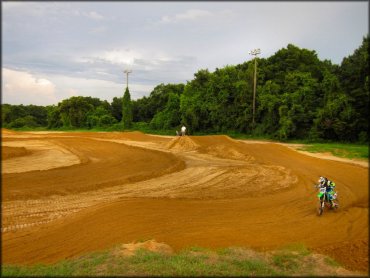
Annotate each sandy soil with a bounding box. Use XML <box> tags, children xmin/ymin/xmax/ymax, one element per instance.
<box><xmin>1</xmin><ymin>130</ymin><xmax>368</xmax><ymax>273</ymax></box>
<box><xmin>2</xmin><ymin>146</ymin><xmax>29</xmax><ymax>160</ymax></box>
<box><xmin>2</xmin><ymin>140</ymin><xmax>81</xmax><ymax>174</ymax></box>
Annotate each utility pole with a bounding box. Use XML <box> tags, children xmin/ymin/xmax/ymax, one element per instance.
<box><xmin>124</xmin><ymin>69</ymin><xmax>132</xmax><ymax>89</ymax></box>
<box><xmin>249</xmin><ymin>48</ymin><xmax>261</xmax><ymax>127</ymax></box>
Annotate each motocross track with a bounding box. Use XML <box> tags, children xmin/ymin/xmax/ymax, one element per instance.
<box><xmin>1</xmin><ymin>129</ymin><xmax>368</xmax><ymax>272</ymax></box>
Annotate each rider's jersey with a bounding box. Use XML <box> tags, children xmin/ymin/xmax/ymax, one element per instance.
<box><xmin>326</xmin><ymin>181</ymin><xmax>335</xmax><ymax>191</ymax></box>
<box><xmin>319</xmin><ymin>180</ymin><xmax>336</xmax><ymax>201</ymax></box>
<box><xmin>318</xmin><ymin>179</ymin><xmax>336</xmax><ymax>196</ymax></box>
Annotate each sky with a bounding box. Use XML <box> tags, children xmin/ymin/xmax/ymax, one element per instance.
<box><xmin>2</xmin><ymin>1</ymin><xmax>368</xmax><ymax>106</ymax></box>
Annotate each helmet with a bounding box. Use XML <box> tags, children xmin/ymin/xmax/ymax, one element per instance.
<box><xmin>318</xmin><ymin>176</ymin><xmax>327</xmax><ymax>185</ymax></box>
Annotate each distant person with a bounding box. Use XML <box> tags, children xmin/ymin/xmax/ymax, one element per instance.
<box><xmin>181</xmin><ymin>125</ymin><xmax>186</xmax><ymax>136</ymax></box>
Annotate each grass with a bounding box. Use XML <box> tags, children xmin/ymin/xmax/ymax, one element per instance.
<box><xmin>324</xmin><ymin>257</ymin><xmax>341</xmax><ymax>267</ymax></box>
<box><xmin>1</xmin><ymin>243</ymin><xmax>356</xmax><ymax>277</ymax></box>
<box><xmin>7</xmin><ymin>123</ymin><xmax>177</xmax><ymax>135</ymax></box>
<box><xmin>296</xmin><ymin>142</ymin><xmax>368</xmax><ymax>160</ymax></box>
<box><xmin>271</xmin><ymin>243</ymin><xmax>310</xmax><ymax>273</ymax></box>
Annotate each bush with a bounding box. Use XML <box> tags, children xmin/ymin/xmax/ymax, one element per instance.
<box><xmin>358</xmin><ymin>131</ymin><xmax>368</xmax><ymax>144</ymax></box>
<box><xmin>9</xmin><ymin>116</ymin><xmax>39</xmax><ymax>128</ymax></box>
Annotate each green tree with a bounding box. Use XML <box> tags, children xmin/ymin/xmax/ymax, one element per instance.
<box><xmin>132</xmin><ymin>96</ymin><xmax>151</xmax><ymax>122</ymax></box>
<box><xmin>180</xmin><ymin>69</ymin><xmax>212</xmax><ymax>133</ymax></box>
<box><xmin>283</xmin><ymin>71</ymin><xmax>319</xmax><ymax>138</ymax></box>
<box><xmin>1</xmin><ymin>104</ymin><xmax>12</xmax><ymax>127</ymax></box>
<box><xmin>111</xmin><ymin>97</ymin><xmax>123</xmax><ymax>122</ymax></box>
<box><xmin>122</xmin><ymin>87</ymin><xmax>133</xmax><ymax>129</ymax></box>
<box><xmin>1</xmin><ymin>104</ymin><xmax>48</xmax><ymax>128</ymax></box>
<box><xmin>87</xmin><ymin>106</ymin><xmax>117</xmax><ymax>128</ymax></box>
<box><xmin>257</xmin><ymin>80</ymin><xmax>281</xmax><ymax>135</ymax></box>
<box><xmin>150</xmin><ymin>92</ymin><xmax>181</xmax><ymax>129</ymax></box>
<box><xmin>59</xmin><ymin>96</ymin><xmax>94</xmax><ymax>128</ymax></box>
<box><xmin>2</xmin><ymin>38</ymin><xmax>367</xmax><ymax>142</ymax></box>
<box><xmin>47</xmin><ymin>105</ymin><xmax>63</xmax><ymax>129</ymax></box>
<box><xmin>338</xmin><ymin>36</ymin><xmax>369</xmax><ymax>142</ymax></box>
<box><xmin>9</xmin><ymin>115</ymin><xmax>39</xmax><ymax>128</ymax></box>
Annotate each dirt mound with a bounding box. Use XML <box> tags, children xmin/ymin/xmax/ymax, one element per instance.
<box><xmin>166</xmin><ymin>135</ymin><xmax>254</xmax><ymax>161</ymax></box>
<box><xmin>116</xmin><ymin>240</ymin><xmax>173</xmax><ymax>257</ymax></box>
<box><xmin>166</xmin><ymin>136</ymin><xmax>200</xmax><ymax>152</ymax></box>
<box><xmin>315</xmin><ymin>239</ymin><xmax>369</xmax><ymax>272</ymax></box>
<box><xmin>2</xmin><ymin>146</ymin><xmax>30</xmax><ymax>160</ymax></box>
<box><xmin>2</xmin><ymin>131</ymin><xmax>368</xmax><ymax>272</ymax></box>
<box><xmin>2</xmin><ymin>140</ymin><xmax>81</xmax><ymax>174</ymax></box>
<box><xmin>194</xmin><ymin>135</ymin><xmax>255</xmax><ymax>161</ymax></box>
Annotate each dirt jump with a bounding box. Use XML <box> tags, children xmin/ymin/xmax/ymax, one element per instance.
<box><xmin>1</xmin><ymin>129</ymin><xmax>368</xmax><ymax>272</ymax></box>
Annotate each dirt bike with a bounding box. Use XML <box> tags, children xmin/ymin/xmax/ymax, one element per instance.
<box><xmin>316</xmin><ymin>185</ymin><xmax>339</xmax><ymax>216</ymax></box>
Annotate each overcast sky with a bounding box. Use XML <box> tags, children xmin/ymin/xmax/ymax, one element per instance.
<box><xmin>2</xmin><ymin>1</ymin><xmax>368</xmax><ymax>106</ymax></box>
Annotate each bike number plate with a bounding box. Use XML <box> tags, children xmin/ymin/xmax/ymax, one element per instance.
<box><xmin>319</xmin><ymin>188</ymin><xmax>326</xmax><ymax>193</ymax></box>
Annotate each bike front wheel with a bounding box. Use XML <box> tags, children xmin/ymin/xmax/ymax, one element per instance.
<box><xmin>317</xmin><ymin>200</ymin><xmax>324</xmax><ymax>216</ymax></box>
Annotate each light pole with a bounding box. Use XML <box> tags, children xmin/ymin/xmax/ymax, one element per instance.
<box><xmin>124</xmin><ymin>69</ymin><xmax>132</xmax><ymax>89</ymax></box>
<box><xmin>249</xmin><ymin>48</ymin><xmax>261</xmax><ymax>127</ymax></box>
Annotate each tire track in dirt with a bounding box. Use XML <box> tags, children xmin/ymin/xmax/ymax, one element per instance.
<box><xmin>2</xmin><ymin>132</ymin><xmax>186</xmax><ymax>233</ymax></box>
<box><xmin>1</xmin><ymin>140</ymin><xmax>295</xmax><ymax>232</ymax></box>
<box><xmin>2</xmin><ymin>136</ymin><xmax>185</xmax><ymax>201</ymax></box>
<box><xmin>2</xmin><ymin>140</ymin><xmax>82</xmax><ymax>174</ymax></box>
<box><xmin>1</xmin><ymin>131</ymin><xmax>368</xmax><ymax>272</ymax></box>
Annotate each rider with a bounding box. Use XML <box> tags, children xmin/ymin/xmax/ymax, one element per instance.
<box><xmin>317</xmin><ymin>176</ymin><xmax>337</xmax><ymax>206</ymax></box>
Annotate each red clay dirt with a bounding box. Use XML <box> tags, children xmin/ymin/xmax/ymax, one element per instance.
<box><xmin>1</xmin><ymin>130</ymin><xmax>368</xmax><ymax>273</ymax></box>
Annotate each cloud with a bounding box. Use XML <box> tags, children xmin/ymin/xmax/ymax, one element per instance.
<box><xmin>160</xmin><ymin>9</ymin><xmax>213</xmax><ymax>23</ymax></box>
<box><xmin>89</xmin><ymin>26</ymin><xmax>106</xmax><ymax>34</ymax></box>
<box><xmin>2</xmin><ymin>2</ymin><xmax>27</xmax><ymax>10</ymax></box>
<box><xmin>75</xmin><ymin>50</ymin><xmax>197</xmax><ymax>87</ymax></box>
<box><xmin>2</xmin><ymin>2</ymin><xmax>62</xmax><ymax>17</ymax></box>
<box><xmin>99</xmin><ymin>49</ymin><xmax>140</xmax><ymax>65</ymax></box>
<box><xmin>3</xmin><ymin>2</ymin><xmax>106</xmax><ymax>22</ymax></box>
<box><xmin>80</xmin><ymin>49</ymin><xmax>141</xmax><ymax>66</ymax></box>
<box><xmin>66</xmin><ymin>88</ymin><xmax>80</xmax><ymax>97</ymax></box>
<box><xmin>2</xmin><ymin>68</ymin><xmax>155</xmax><ymax>105</ymax></box>
<box><xmin>158</xmin><ymin>8</ymin><xmax>235</xmax><ymax>25</ymax></box>
<box><xmin>49</xmin><ymin>75</ymin><xmax>154</xmax><ymax>103</ymax></box>
<box><xmin>83</xmin><ymin>11</ymin><xmax>104</xmax><ymax>20</ymax></box>
<box><xmin>2</xmin><ymin>2</ymin><xmax>367</xmax><ymax>107</ymax></box>
<box><xmin>77</xmin><ymin>49</ymin><xmax>195</xmax><ymax>77</ymax></box>
<box><xmin>2</xmin><ymin>68</ymin><xmax>57</xmax><ymax>105</ymax></box>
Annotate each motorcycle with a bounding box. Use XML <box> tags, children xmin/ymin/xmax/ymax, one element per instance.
<box><xmin>316</xmin><ymin>185</ymin><xmax>339</xmax><ymax>216</ymax></box>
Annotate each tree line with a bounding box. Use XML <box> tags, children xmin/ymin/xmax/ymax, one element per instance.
<box><xmin>2</xmin><ymin>36</ymin><xmax>368</xmax><ymax>142</ymax></box>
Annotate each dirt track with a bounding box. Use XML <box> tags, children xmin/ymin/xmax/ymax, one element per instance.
<box><xmin>1</xmin><ymin>129</ymin><xmax>368</xmax><ymax>272</ymax></box>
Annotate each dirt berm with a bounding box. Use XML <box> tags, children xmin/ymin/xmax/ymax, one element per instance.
<box><xmin>1</xmin><ymin>131</ymin><xmax>368</xmax><ymax>273</ymax></box>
